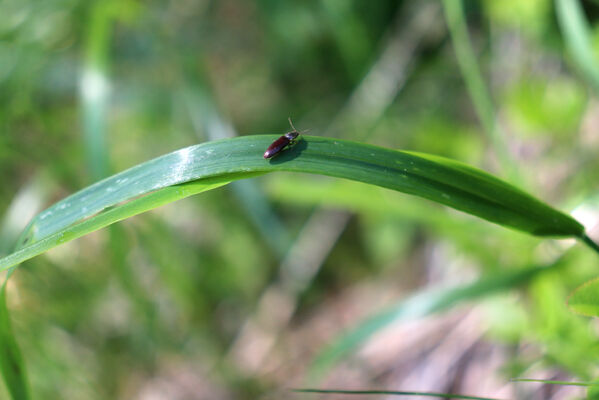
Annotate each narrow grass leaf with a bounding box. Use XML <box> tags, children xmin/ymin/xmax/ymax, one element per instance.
<box><xmin>441</xmin><ymin>0</ymin><xmax>514</xmax><ymax>180</ymax></box>
<box><xmin>555</xmin><ymin>0</ymin><xmax>599</xmax><ymax>90</ymax></box>
<box><xmin>293</xmin><ymin>388</ymin><xmax>503</xmax><ymax>400</ymax></box>
<box><xmin>1</xmin><ymin>135</ymin><xmax>584</xmax><ymax>273</ymax></box>
<box><xmin>568</xmin><ymin>276</ymin><xmax>599</xmax><ymax>317</ymax></box>
<box><xmin>512</xmin><ymin>378</ymin><xmax>598</xmax><ymax>386</ymax></box>
<box><xmin>310</xmin><ymin>265</ymin><xmax>553</xmax><ymax>378</ymax></box>
<box><xmin>0</xmin><ymin>284</ymin><xmax>31</xmax><ymax>400</ymax></box>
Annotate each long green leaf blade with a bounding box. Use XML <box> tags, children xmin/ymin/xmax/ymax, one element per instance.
<box><xmin>555</xmin><ymin>0</ymin><xmax>599</xmax><ymax>90</ymax></box>
<box><xmin>0</xmin><ymin>285</ymin><xmax>31</xmax><ymax>400</ymax></box>
<box><xmin>4</xmin><ymin>135</ymin><xmax>583</xmax><ymax>272</ymax></box>
<box><xmin>512</xmin><ymin>378</ymin><xmax>597</xmax><ymax>387</ymax></box>
<box><xmin>293</xmin><ymin>388</ymin><xmax>503</xmax><ymax>400</ymax></box>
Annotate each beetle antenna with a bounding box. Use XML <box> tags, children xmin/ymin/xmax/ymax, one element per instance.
<box><xmin>288</xmin><ymin>117</ymin><xmax>297</xmax><ymax>132</ymax></box>
<box><xmin>288</xmin><ymin>117</ymin><xmax>309</xmax><ymax>134</ymax></box>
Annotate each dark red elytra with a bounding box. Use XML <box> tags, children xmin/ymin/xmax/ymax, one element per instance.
<box><xmin>263</xmin><ymin>118</ymin><xmax>301</xmax><ymax>159</ymax></box>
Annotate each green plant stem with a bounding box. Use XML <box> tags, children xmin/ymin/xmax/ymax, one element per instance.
<box><xmin>293</xmin><ymin>388</ymin><xmax>502</xmax><ymax>400</ymax></box>
<box><xmin>511</xmin><ymin>378</ymin><xmax>597</xmax><ymax>387</ymax></box>
<box><xmin>582</xmin><ymin>234</ymin><xmax>599</xmax><ymax>256</ymax></box>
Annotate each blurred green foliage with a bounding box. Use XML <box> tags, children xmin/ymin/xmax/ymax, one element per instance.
<box><xmin>2</xmin><ymin>0</ymin><xmax>599</xmax><ymax>399</ymax></box>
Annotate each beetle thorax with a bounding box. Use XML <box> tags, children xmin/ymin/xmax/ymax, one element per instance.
<box><xmin>284</xmin><ymin>131</ymin><xmax>299</xmax><ymax>140</ymax></box>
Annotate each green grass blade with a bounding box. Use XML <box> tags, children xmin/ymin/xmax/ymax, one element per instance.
<box><xmin>2</xmin><ymin>135</ymin><xmax>583</xmax><ymax>272</ymax></box>
<box><xmin>0</xmin><ymin>284</ymin><xmax>31</xmax><ymax>400</ymax></box>
<box><xmin>309</xmin><ymin>265</ymin><xmax>552</xmax><ymax>378</ymax></box>
<box><xmin>512</xmin><ymin>378</ymin><xmax>597</xmax><ymax>387</ymax></box>
<box><xmin>442</xmin><ymin>0</ymin><xmax>514</xmax><ymax>179</ymax></box>
<box><xmin>81</xmin><ymin>2</ymin><xmax>112</xmax><ymax>181</ymax></box>
<box><xmin>568</xmin><ymin>276</ymin><xmax>599</xmax><ymax>317</ymax></box>
<box><xmin>582</xmin><ymin>234</ymin><xmax>599</xmax><ymax>255</ymax></box>
<box><xmin>293</xmin><ymin>388</ymin><xmax>503</xmax><ymax>400</ymax></box>
<box><xmin>555</xmin><ymin>0</ymin><xmax>599</xmax><ymax>90</ymax></box>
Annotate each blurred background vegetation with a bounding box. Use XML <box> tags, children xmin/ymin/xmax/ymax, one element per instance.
<box><xmin>2</xmin><ymin>0</ymin><xmax>599</xmax><ymax>398</ymax></box>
